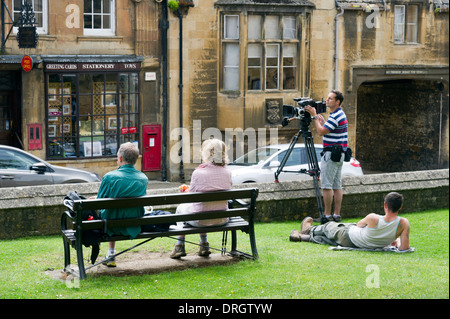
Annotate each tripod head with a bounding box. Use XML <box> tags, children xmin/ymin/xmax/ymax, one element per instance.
<box><xmin>299</xmin><ymin>117</ymin><xmax>312</xmax><ymax>135</ymax></box>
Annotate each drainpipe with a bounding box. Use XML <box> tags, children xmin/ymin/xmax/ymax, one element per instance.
<box><xmin>161</xmin><ymin>0</ymin><xmax>169</xmax><ymax>181</ymax></box>
<box><xmin>177</xmin><ymin>8</ymin><xmax>185</xmax><ymax>181</ymax></box>
<box><xmin>334</xmin><ymin>1</ymin><xmax>344</xmax><ymax>90</ymax></box>
<box><xmin>438</xmin><ymin>82</ymin><xmax>444</xmax><ymax>169</ymax></box>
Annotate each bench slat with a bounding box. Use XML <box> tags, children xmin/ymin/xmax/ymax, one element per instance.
<box><xmin>62</xmin><ymin>217</ymin><xmax>249</xmax><ymax>244</ymax></box>
<box><xmin>76</xmin><ymin>207</ymin><xmax>249</xmax><ymax>230</ymax></box>
<box><xmin>73</xmin><ymin>188</ymin><xmax>258</xmax><ymax>211</ymax></box>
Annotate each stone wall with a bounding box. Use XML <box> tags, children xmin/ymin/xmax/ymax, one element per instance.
<box><xmin>255</xmin><ymin>169</ymin><xmax>449</xmax><ymax>222</ymax></box>
<box><xmin>0</xmin><ymin>169</ymin><xmax>448</xmax><ymax>239</ymax></box>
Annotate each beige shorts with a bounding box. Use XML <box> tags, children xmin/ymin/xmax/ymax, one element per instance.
<box><xmin>320</xmin><ymin>151</ymin><xmax>344</xmax><ymax>189</ymax></box>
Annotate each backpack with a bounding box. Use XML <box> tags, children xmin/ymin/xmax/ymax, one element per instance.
<box><xmin>64</xmin><ymin>191</ymin><xmax>102</xmax><ymax>264</ymax></box>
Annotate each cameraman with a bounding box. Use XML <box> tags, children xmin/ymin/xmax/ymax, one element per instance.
<box><xmin>305</xmin><ymin>90</ymin><xmax>348</xmax><ymax>222</ymax></box>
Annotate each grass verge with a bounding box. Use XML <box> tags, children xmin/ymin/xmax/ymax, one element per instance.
<box><xmin>0</xmin><ymin>209</ymin><xmax>448</xmax><ymax>299</ymax></box>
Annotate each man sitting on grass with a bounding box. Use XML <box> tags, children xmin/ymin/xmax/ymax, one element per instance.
<box><xmin>290</xmin><ymin>192</ymin><xmax>411</xmax><ymax>251</ymax></box>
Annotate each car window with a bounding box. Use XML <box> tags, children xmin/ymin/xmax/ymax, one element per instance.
<box><xmin>276</xmin><ymin>148</ymin><xmax>303</xmax><ymax>166</ymax></box>
<box><xmin>275</xmin><ymin>147</ymin><xmax>322</xmax><ymax>166</ymax></box>
<box><xmin>233</xmin><ymin>147</ymin><xmax>280</xmax><ymax>165</ymax></box>
<box><xmin>0</xmin><ymin>149</ymin><xmax>37</xmax><ymax>170</ymax></box>
<box><xmin>300</xmin><ymin>148</ymin><xmax>323</xmax><ymax>164</ymax></box>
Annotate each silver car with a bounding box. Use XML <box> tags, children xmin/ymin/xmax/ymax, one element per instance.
<box><xmin>0</xmin><ymin>145</ymin><xmax>101</xmax><ymax>188</ymax></box>
<box><xmin>228</xmin><ymin>144</ymin><xmax>363</xmax><ymax>184</ymax></box>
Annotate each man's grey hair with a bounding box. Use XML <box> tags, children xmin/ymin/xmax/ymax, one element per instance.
<box><xmin>118</xmin><ymin>142</ymin><xmax>139</xmax><ymax>165</ymax></box>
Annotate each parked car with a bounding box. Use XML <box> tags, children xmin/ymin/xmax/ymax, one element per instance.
<box><xmin>228</xmin><ymin>144</ymin><xmax>363</xmax><ymax>184</ymax></box>
<box><xmin>0</xmin><ymin>145</ymin><xmax>101</xmax><ymax>188</ymax></box>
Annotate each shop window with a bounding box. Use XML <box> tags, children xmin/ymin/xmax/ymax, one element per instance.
<box><xmin>45</xmin><ymin>67</ymin><xmax>140</xmax><ymax>159</ymax></box>
<box><xmin>394</xmin><ymin>4</ymin><xmax>419</xmax><ymax>44</ymax></box>
<box><xmin>83</xmin><ymin>0</ymin><xmax>115</xmax><ymax>36</ymax></box>
<box><xmin>12</xmin><ymin>0</ymin><xmax>48</xmax><ymax>34</ymax></box>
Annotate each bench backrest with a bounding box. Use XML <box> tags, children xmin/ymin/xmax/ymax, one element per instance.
<box><xmin>64</xmin><ymin>188</ymin><xmax>259</xmax><ymax>231</ymax></box>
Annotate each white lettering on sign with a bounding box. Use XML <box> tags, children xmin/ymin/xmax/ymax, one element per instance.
<box><xmin>81</xmin><ymin>63</ymin><xmax>115</xmax><ymax>70</ymax></box>
<box><xmin>46</xmin><ymin>64</ymin><xmax>77</xmax><ymax>70</ymax></box>
<box><xmin>386</xmin><ymin>70</ymin><xmax>428</xmax><ymax>75</ymax></box>
<box><xmin>124</xmin><ymin>63</ymin><xmax>137</xmax><ymax>69</ymax></box>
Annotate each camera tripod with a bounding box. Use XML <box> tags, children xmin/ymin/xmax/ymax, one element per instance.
<box><xmin>274</xmin><ymin>120</ymin><xmax>328</xmax><ymax>224</ymax></box>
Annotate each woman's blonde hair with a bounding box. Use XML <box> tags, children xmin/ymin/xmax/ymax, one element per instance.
<box><xmin>201</xmin><ymin>138</ymin><xmax>228</xmax><ymax>166</ymax></box>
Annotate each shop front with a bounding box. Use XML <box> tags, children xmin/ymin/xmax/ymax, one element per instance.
<box><xmin>42</xmin><ymin>56</ymin><xmax>143</xmax><ymax>164</ymax></box>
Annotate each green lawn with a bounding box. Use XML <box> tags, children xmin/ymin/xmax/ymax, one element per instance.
<box><xmin>0</xmin><ymin>209</ymin><xmax>448</xmax><ymax>299</ymax></box>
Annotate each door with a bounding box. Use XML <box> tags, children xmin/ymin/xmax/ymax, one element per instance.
<box><xmin>0</xmin><ymin>71</ymin><xmax>21</xmax><ymax>148</ymax></box>
<box><xmin>0</xmin><ymin>92</ymin><xmax>12</xmax><ymax>145</ymax></box>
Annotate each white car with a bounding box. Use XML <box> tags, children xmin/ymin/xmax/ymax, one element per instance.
<box><xmin>228</xmin><ymin>144</ymin><xmax>363</xmax><ymax>184</ymax></box>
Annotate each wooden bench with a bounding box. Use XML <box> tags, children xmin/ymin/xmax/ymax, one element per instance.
<box><xmin>61</xmin><ymin>188</ymin><xmax>259</xmax><ymax>279</ymax></box>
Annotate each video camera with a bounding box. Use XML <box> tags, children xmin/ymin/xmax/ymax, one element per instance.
<box><xmin>282</xmin><ymin>98</ymin><xmax>326</xmax><ymax>127</ymax></box>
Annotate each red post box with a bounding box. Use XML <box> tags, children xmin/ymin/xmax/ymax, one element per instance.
<box><xmin>142</xmin><ymin>124</ymin><xmax>161</xmax><ymax>171</ymax></box>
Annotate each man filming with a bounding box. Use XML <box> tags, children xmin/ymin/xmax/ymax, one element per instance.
<box><xmin>305</xmin><ymin>90</ymin><xmax>347</xmax><ymax>222</ymax></box>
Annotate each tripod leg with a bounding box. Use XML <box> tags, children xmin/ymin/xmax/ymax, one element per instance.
<box><xmin>275</xmin><ymin>127</ymin><xmax>325</xmax><ymax>223</ymax></box>
<box><xmin>274</xmin><ymin>130</ymin><xmax>302</xmax><ymax>182</ymax></box>
<box><xmin>302</xmin><ymin>133</ymin><xmax>325</xmax><ymax>222</ymax></box>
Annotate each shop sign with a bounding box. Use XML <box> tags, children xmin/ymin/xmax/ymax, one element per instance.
<box><xmin>386</xmin><ymin>70</ymin><xmax>429</xmax><ymax>75</ymax></box>
<box><xmin>22</xmin><ymin>55</ymin><xmax>33</xmax><ymax>72</ymax></box>
<box><xmin>45</xmin><ymin>62</ymin><xmax>141</xmax><ymax>72</ymax></box>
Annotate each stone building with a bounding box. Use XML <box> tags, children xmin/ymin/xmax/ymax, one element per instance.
<box><xmin>164</xmin><ymin>0</ymin><xmax>448</xmax><ymax>180</ymax></box>
<box><xmin>0</xmin><ymin>0</ymin><xmax>448</xmax><ymax>182</ymax></box>
<box><xmin>0</xmin><ymin>0</ymin><xmax>159</xmax><ymax>178</ymax></box>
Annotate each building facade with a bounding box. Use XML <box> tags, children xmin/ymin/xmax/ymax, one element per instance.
<box><xmin>166</xmin><ymin>0</ymin><xmax>449</xmax><ymax>180</ymax></box>
<box><xmin>1</xmin><ymin>0</ymin><xmax>161</xmax><ymax>178</ymax></box>
<box><xmin>1</xmin><ymin>0</ymin><xmax>448</xmax><ymax>182</ymax></box>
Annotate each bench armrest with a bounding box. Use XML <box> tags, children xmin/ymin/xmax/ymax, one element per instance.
<box><xmin>61</xmin><ymin>210</ymin><xmax>75</xmax><ymax>231</ymax></box>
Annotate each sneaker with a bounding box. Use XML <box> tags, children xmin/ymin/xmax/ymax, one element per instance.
<box><xmin>198</xmin><ymin>242</ymin><xmax>211</xmax><ymax>257</ymax></box>
<box><xmin>289</xmin><ymin>230</ymin><xmax>310</xmax><ymax>242</ymax></box>
<box><xmin>300</xmin><ymin>217</ymin><xmax>313</xmax><ymax>235</ymax></box>
<box><xmin>333</xmin><ymin>214</ymin><xmax>342</xmax><ymax>222</ymax></box>
<box><xmin>321</xmin><ymin>215</ymin><xmax>334</xmax><ymax>224</ymax></box>
<box><xmin>170</xmin><ymin>244</ymin><xmax>186</xmax><ymax>259</ymax></box>
<box><xmin>102</xmin><ymin>255</ymin><xmax>116</xmax><ymax>267</ymax></box>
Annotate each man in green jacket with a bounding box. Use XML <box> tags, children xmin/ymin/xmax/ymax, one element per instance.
<box><xmin>96</xmin><ymin>142</ymin><xmax>148</xmax><ymax>267</ymax></box>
